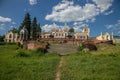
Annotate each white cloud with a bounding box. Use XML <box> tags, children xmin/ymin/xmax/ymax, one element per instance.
<box><xmin>24</xmin><ymin>8</ymin><xmax>31</xmax><ymax>12</ymax></box>
<box><xmin>118</xmin><ymin>31</ymin><xmax>120</xmax><ymax>34</ymax></box>
<box><xmin>45</xmin><ymin>1</ymin><xmax>99</xmax><ymax>22</ymax></box>
<box><xmin>42</xmin><ymin>23</ymin><xmax>70</xmax><ymax>32</ymax></box>
<box><xmin>93</xmin><ymin>0</ymin><xmax>113</xmax><ymax>13</ymax></box>
<box><xmin>29</xmin><ymin>0</ymin><xmax>37</xmax><ymax>5</ymax></box>
<box><xmin>106</xmin><ymin>24</ymin><xmax>114</xmax><ymax>29</ymax></box>
<box><xmin>73</xmin><ymin>22</ymin><xmax>83</xmax><ymax>26</ymax></box>
<box><xmin>0</xmin><ymin>16</ymin><xmax>12</xmax><ymax>22</ymax></box>
<box><xmin>91</xmin><ymin>18</ymin><xmax>96</xmax><ymax>22</ymax></box>
<box><xmin>12</xmin><ymin>22</ymin><xmax>16</xmax><ymax>24</ymax></box>
<box><xmin>73</xmin><ymin>26</ymin><xmax>82</xmax><ymax>32</ymax></box>
<box><xmin>105</xmin><ymin>20</ymin><xmax>120</xmax><ymax>29</ymax></box>
<box><xmin>42</xmin><ymin>24</ymin><xmax>54</xmax><ymax>32</ymax></box>
<box><xmin>105</xmin><ymin>19</ymin><xmax>120</xmax><ymax>34</ymax></box>
<box><xmin>53</xmin><ymin>0</ymin><xmax>73</xmax><ymax>11</ymax></box>
<box><xmin>10</xmin><ymin>26</ymin><xmax>15</xmax><ymax>28</ymax></box>
<box><xmin>104</xmin><ymin>10</ymin><xmax>113</xmax><ymax>15</ymax></box>
<box><xmin>42</xmin><ymin>23</ymin><xmax>59</xmax><ymax>32</ymax></box>
<box><xmin>0</xmin><ymin>23</ymin><xmax>5</xmax><ymax>30</ymax></box>
<box><xmin>45</xmin><ymin>0</ymin><xmax>113</xmax><ymax>23</ymax></box>
<box><xmin>73</xmin><ymin>22</ymin><xmax>89</xmax><ymax>32</ymax></box>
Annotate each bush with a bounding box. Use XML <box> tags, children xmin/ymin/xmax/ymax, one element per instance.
<box><xmin>77</xmin><ymin>43</ymin><xmax>97</xmax><ymax>54</ymax></box>
<box><xmin>35</xmin><ymin>48</ymin><xmax>44</xmax><ymax>55</ymax></box>
<box><xmin>77</xmin><ymin>43</ymin><xmax>85</xmax><ymax>52</ymax></box>
<box><xmin>0</xmin><ymin>42</ymin><xmax>6</xmax><ymax>45</ymax></box>
<box><xmin>49</xmin><ymin>41</ymin><xmax>57</xmax><ymax>44</ymax></box>
<box><xmin>18</xmin><ymin>42</ymin><xmax>23</xmax><ymax>48</ymax></box>
<box><xmin>16</xmin><ymin>50</ymin><xmax>30</xmax><ymax>57</ymax></box>
<box><xmin>85</xmin><ymin>44</ymin><xmax>97</xmax><ymax>51</ymax></box>
<box><xmin>7</xmin><ymin>42</ymin><xmax>17</xmax><ymax>45</ymax></box>
<box><xmin>0</xmin><ymin>42</ymin><xmax>17</xmax><ymax>45</ymax></box>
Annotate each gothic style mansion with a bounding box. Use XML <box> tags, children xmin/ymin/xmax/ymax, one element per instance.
<box><xmin>4</xmin><ymin>23</ymin><xmax>114</xmax><ymax>43</ymax></box>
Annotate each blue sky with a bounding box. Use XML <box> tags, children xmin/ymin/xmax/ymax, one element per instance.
<box><xmin>0</xmin><ymin>0</ymin><xmax>120</xmax><ymax>37</ymax></box>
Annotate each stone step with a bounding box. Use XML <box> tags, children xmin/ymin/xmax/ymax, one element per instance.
<box><xmin>47</xmin><ymin>44</ymin><xmax>78</xmax><ymax>55</ymax></box>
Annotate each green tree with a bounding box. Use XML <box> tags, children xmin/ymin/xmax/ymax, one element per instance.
<box><xmin>19</xmin><ymin>13</ymin><xmax>31</xmax><ymax>39</ymax></box>
<box><xmin>11</xmin><ymin>28</ymin><xmax>18</xmax><ymax>33</ymax></box>
<box><xmin>31</xmin><ymin>17</ymin><xmax>37</xmax><ymax>39</ymax></box>
<box><xmin>49</xmin><ymin>34</ymin><xmax>54</xmax><ymax>38</ymax></box>
<box><xmin>68</xmin><ymin>28</ymin><xmax>74</xmax><ymax>38</ymax></box>
<box><xmin>0</xmin><ymin>35</ymin><xmax>5</xmax><ymax>42</ymax></box>
<box><xmin>69</xmin><ymin>28</ymin><xmax>74</xmax><ymax>33</ymax></box>
<box><xmin>36</xmin><ymin>23</ymin><xmax>41</xmax><ymax>38</ymax></box>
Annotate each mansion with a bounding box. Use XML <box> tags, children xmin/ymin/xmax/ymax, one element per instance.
<box><xmin>41</xmin><ymin>23</ymin><xmax>90</xmax><ymax>40</ymax></box>
<box><xmin>4</xmin><ymin>23</ymin><xmax>114</xmax><ymax>43</ymax></box>
<box><xmin>4</xmin><ymin>31</ymin><xmax>18</xmax><ymax>43</ymax></box>
<box><xmin>41</xmin><ymin>23</ymin><xmax>69</xmax><ymax>38</ymax></box>
<box><xmin>96</xmin><ymin>32</ymin><xmax>114</xmax><ymax>41</ymax></box>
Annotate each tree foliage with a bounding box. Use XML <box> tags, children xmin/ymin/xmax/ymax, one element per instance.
<box><xmin>0</xmin><ymin>35</ymin><xmax>5</xmax><ymax>42</ymax></box>
<box><xmin>31</xmin><ymin>17</ymin><xmax>41</xmax><ymax>39</ymax></box>
<box><xmin>19</xmin><ymin>13</ymin><xmax>31</xmax><ymax>39</ymax></box>
<box><xmin>19</xmin><ymin>13</ymin><xmax>41</xmax><ymax>40</ymax></box>
<box><xmin>69</xmin><ymin>28</ymin><xmax>74</xmax><ymax>33</ymax></box>
<box><xmin>31</xmin><ymin>17</ymin><xmax>37</xmax><ymax>39</ymax></box>
<box><xmin>10</xmin><ymin>28</ymin><xmax>18</xmax><ymax>33</ymax></box>
<box><xmin>68</xmin><ymin>28</ymin><xmax>74</xmax><ymax>38</ymax></box>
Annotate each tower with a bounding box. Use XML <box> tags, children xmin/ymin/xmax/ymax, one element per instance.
<box><xmin>52</xmin><ymin>23</ymin><xmax>56</xmax><ymax>32</ymax></box>
<box><xmin>111</xmin><ymin>32</ymin><xmax>114</xmax><ymax>40</ymax></box>
<box><xmin>82</xmin><ymin>24</ymin><xmax>90</xmax><ymax>36</ymax></box>
<box><xmin>20</xmin><ymin>26</ymin><xmax>28</xmax><ymax>41</ymax></box>
<box><xmin>64</xmin><ymin>23</ymin><xmax>68</xmax><ymax>32</ymax></box>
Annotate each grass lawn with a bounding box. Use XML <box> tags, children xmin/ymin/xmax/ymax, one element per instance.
<box><xmin>0</xmin><ymin>44</ymin><xmax>60</xmax><ymax>80</ymax></box>
<box><xmin>61</xmin><ymin>44</ymin><xmax>120</xmax><ymax>80</ymax></box>
<box><xmin>0</xmin><ymin>43</ymin><xmax>120</xmax><ymax>80</ymax></box>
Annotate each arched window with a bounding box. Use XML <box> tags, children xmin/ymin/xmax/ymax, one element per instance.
<box><xmin>106</xmin><ymin>35</ymin><xmax>110</xmax><ymax>40</ymax></box>
<box><xmin>9</xmin><ymin>34</ymin><xmax>12</xmax><ymax>38</ymax></box>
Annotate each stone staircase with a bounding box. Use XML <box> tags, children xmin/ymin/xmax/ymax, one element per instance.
<box><xmin>47</xmin><ymin>43</ymin><xmax>78</xmax><ymax>55</ymax></box>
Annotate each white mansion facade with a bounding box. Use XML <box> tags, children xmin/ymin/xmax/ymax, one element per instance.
<box><xmin>51</xmin><ymin>24</ymin><xmax>69</xmax><ymax>38</ymax></box>
<box><xmin>41</xmin><ymin>23</ymin><xmax>90</xmax><ymax>40</ymax></box>
<box><xmin>4</xmin><ymin>23</ymin><xmax>114</xmax><ymax>43</ymax></box>
<box><xmin>4</xmin><ymin>31</ymin><xmax>18</xmax><ymax>43</ymax></box>
<box><xmin>74</xmin><ymin>27</ymin><xmax>90</xmax><ymax>40</ymax></box>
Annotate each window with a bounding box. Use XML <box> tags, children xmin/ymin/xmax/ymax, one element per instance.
<box><xmin>80</xmin><ymin>36</ymin><xmax>82</xmax><ymax>39</ymax></box>
<box><xmin>9</xmin><ymin>34</ymin><xmax>12</xmax><ymax>38</ymax></box>
<box><xmin>83</xmin><ymin>36</ymin><xmax>85</xmax><ymax>39</ymax></box>
<box><xmin>9</xmin><ymin>40</ymin><xmax>11</xmax><ymax>42</ymax></box>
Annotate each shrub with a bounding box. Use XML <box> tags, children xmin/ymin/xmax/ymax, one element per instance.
<box><xmin>77</xmin><ymin>43</ymin><xmax>85</xmax><ymax>52</ymax></box>
<box><xmin>0</xmin><ymin>42</ymin><xmax>6</xmax><ymax>45</ymax></box>
<box><xmin>18</xmin><ymin>42</ymin><xmax>23</xmax><ymax>48</ymax></box>
<box><xmin>7</xmin><ymin>42</ymin><xmax>17</xmax><ymax>45</ymax></box>
<box><xmin>16</xmin><ymin>50</ymin><xmax>30</xmax><ymax>57</ymax></box>
<box><xmin>108</xmin><ymin>53</ymin><xmax>118</xmax><ymax>57</ymax></box>
<box><xmin>35</xmin><ymin>48</ymin><xmax>44</xmax><ymax>55</ymax></box>
<box><xmin>85</xmin><ymin>44</ymin><xmax>97</xmax><ymax>51</ymax></box>
<box><xmin>0</xmin><ymin>42</ymin><xmax>17</xmax><ymax>45</ymax></box>
<box><xmin>50</xmin><ymin>41</ymin><xmax>57</xmax><ymax>44</ymax></box>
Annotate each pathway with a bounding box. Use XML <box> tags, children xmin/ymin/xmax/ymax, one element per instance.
<box><xmin>47</xmin><ymin>43</ymin><xmax>77</xmax><ymax>55</ymax></box>
<box><xmin>55</xmin><ymin>56</ymin><xmax>64</xmax><ymax>80</ymax></box>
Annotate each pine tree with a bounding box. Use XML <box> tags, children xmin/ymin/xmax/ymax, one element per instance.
<box><xmin>68</xmin><ymin>28</ymin><xmax>74</xmax><ymax>38</ymax></box>
<box><xmin>36</xmin><ymin>23</ymin><xmax>41</xmax><ymax>38</ymax></box>
<box><xmin>19</xmin><ymin>13</ymin><xmax>31</xmax><ymax>39</ymax></box>
<box><xmin>69</xmin><ymin>28</ymin><xmax>74</xmax><ymax>33</ymax></box>
<box><xmin>24</xmin><ymin>13</ymin><xmax>31</xmax><ymax>39</ymax></box>
<box><xmin>31</xmin><ymin>17</ymin><xmax>37</xmax><ymax>39</ymax></box>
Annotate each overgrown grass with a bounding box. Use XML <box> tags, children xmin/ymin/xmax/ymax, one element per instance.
<box><xmin>61</xmin><ymin>44</ymin><xmax>120</xmax><ymax>80</ymax></box>
<box><xmin>0</xmin><ymin>44</ymin><xmax>60</xmax><ymax>80</ymax></box>
<box><xmin>0</xmin><ymin>43</ymin><xmax>120</xmax><ymax>80</ymax></box>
